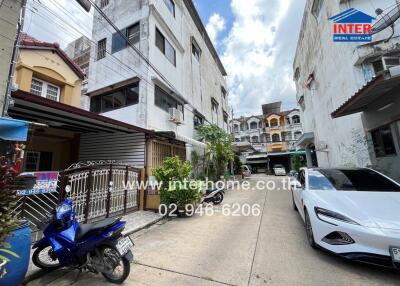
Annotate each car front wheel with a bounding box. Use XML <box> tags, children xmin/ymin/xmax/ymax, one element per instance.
<box><xmin>304</xmin><ymin>209</ymin><xmax>316</xmax><ymax>249</ymax></box>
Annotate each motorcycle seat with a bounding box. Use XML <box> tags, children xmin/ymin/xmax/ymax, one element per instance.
<box><xmin>76</xmin><ymin>218</ymin><xmax>120</xmax><ymax>241</ymax></box>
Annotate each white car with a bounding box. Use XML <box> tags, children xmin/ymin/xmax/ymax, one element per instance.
<box><xmin>273</xmin><ymin>164</ymin><xmax>286</xmax><ymax>176</ymax></box>
<box><xmin>291</xmin><ymin>167</ymin><xmax>400</xmax><ymax>268</ymax></box>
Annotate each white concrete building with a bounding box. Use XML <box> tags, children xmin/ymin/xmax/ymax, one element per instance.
<box><xmin>232</xmin><ymin>115</ymin><xmax>266</xmax><ymax>152</ymax></box>
<box><xmin>65</xmin><ymin>36</ymin><xmax>92</xmax><ymax>110</ymax></box>
<box><xmin>87</xmin><ymin>0</ymin><xmax>230</xmax><ymax>157</ymax></box>
<box><xmin>293</xmin><ymin>0</ymin><xmax>400</xmax><ymax>180</ymax></box>
<box><xmin>0</xmin><ymin>0</ymin><xmax>23</xmax><ymax>114</ymax></box>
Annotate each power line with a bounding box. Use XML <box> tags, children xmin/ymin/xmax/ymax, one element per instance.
<box><xmin>36</xmin><ymin>0</ymin><xmax>216</xmax><ymax>123</ymax></box>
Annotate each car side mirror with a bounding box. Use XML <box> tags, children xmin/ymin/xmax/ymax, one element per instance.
<box><xmin>290</xmin><ymin>181</ymin><xmax>302</xmax><ymax>190</ymax></box>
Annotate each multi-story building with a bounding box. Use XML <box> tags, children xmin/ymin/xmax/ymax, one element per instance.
<box><xmin>232</xmin><ymin>102</ymin><xmax>304</xmax><ymax>172</ymax></box>
<box><xmin>65</xmin><ymin>36</ymin><xmax>91</xmax><ymax>110</ymax></box>
<box><xmin>87</xmin><ymin>0</ymin><xmax>230</xmax><ymax>159</ymax></box>
<box><xmin>293</xmin><ymin>0</ymin><xmax>400</xmax><ymax>181</ymax></box>
<box><xmin>0</xmin><ymin>0</ymin><xmax>24</xmax><ymax>114</ymax></box>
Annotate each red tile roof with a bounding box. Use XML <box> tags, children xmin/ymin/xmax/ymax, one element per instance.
<box><xmin>19</xmin><ymin>33</ymin><xmax>85</xmax><ymax>79</ymax></box>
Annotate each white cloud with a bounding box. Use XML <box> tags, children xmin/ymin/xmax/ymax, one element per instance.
<box><xmin>221</xmin><ymin>0</ymin><xmax>306</xmax><ymax>116</ymax></box>
<box><xmin>24</xmin><ymin>0</ymin><xmax>93</xmax><ymax>48</ymax></box>
<box><xmin>206</xmin><ymin>13</ymin><xmax>226</xmax><ymax>46</ymax></box>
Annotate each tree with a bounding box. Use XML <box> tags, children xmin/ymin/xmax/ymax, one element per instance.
<box><xmin>196</xmin><ymin>125</ymin><xmax>235</xmax><ymax>180</ymax></box>
<box><xmin>291</xmin><ymin>155</ymin><xmax>306</xmax><ymax>171</ymax></box>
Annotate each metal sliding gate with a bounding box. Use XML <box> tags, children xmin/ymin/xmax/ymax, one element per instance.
<box><xmin>15</xmin><ymin>163</ymin><xmax>142</xmax><ymax>242</ymax></box>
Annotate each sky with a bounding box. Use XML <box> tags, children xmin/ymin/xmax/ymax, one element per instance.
<box><xmin>24</xmin><ymin>0</ymin><xmax>306</xmax><ymax>116</ymax></box>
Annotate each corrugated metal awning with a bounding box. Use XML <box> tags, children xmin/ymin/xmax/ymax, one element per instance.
<box><xmin>331</xmin><ymin>73</ymin><xmax>400</xmax><ymax>118</ymax></box>
<box><xmin>9</xmin><ymin>90</ymin><xmax>153</xmax><ymax>134</ymax></box>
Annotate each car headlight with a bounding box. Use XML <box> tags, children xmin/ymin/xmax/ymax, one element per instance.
<box><xmin>314</xmin><ymin>207</ymin><xmax>360</xmax><ymax>226</ymax></box>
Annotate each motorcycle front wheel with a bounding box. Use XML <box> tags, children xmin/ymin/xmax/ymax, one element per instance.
<box><xmin>32</xmin><ymin>245</ymin><xmax>61</xmax><ymax>270</ymax></box>
<box><xmin>213</xmin><ymin>193</ymin><xmax>224</xmax><ymax>205</ymax></box>
<box><xmin>101</xmin><ymin>246</ymin><xmax>130</xmax><ymax>284</ymax></box>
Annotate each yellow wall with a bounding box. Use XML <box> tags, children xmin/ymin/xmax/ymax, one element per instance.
<box><xmin>26</xmin><ymin>128</ymin><xmax>78</xmax><ymax>171</ymax></box>
<box><xmin>15</xmin><ymin>49</ymin><xmax>82</xmax><ymax>108</ymax></box>
<box><xmin>266</xmin><ymin>114</ymin><xmax>289</xmax><ymax>152</ymax></box>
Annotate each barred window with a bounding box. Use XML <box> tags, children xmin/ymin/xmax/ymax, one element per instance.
<box><xmin>100</xmin><ymin>0</ymin><xmax>109</xmax><ymax>9</ymax></box>
<box><xmin>30</xmin><ymin>79</ymin><xmax>43</xmax><ymax>96</ymax></box>
<box><xmin>97</xmin><ymin>38</ymin><xmax>107</xmax><ymax>60</ymax></box>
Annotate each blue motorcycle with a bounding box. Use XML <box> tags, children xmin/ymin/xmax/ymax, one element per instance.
<box><xmin>32</xmin><ymin>199</ymin><xmax>134</xmax><ymax>284</ymax></box>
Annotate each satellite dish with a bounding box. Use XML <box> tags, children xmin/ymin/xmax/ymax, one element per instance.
<box><xmin>371</xmin><ymin>4</ymin><xmax>400</xmax><ymax>35</ymax></box>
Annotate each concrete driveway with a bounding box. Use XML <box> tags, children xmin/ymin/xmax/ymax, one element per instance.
<box><xmin>28</xmin><ymin>174</ymin><xmax>400</xmax><ymax>286</ymax></box>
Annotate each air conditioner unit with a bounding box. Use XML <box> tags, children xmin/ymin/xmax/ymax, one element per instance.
<box><xmin>383</xmin><ymin>57</ymin><xmax>400</xmax><ymax>70</ymax></box>
<box><xmin>169</xmin><ymin>108</ymin><xmax>184</xmax><ymax>125</ymax></box>
<box><xmin>372</xmin><ymin>57</ymin><xmax>400</xmax><ymax>74</ymax></box>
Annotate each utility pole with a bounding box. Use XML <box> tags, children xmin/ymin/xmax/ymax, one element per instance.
<box><xmin>2</xmin><ymin>0</ymin><xmax>27</xmax><ymax>117</ymax></box>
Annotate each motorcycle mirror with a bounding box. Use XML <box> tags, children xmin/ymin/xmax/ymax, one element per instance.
<box><xmin>65</xmin><ymin>185</ymin><xmax>71</xmax><ymax>193</ymax></box>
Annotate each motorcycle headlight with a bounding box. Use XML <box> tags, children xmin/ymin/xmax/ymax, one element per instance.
<box><xmin>314</xmin><ymin>207</ymin><xmax>360</xmax><ymax>226</ymax></box>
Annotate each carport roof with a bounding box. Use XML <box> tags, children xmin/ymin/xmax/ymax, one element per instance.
<box><xmin>9</xmin><ymin>90</ymin><xmax>154</xmax><ymax>135</ymax></box>
<box><xmin>331</xmin><ymin>73</ymin><xmax>400</xmax><ymax>118</ymax></box>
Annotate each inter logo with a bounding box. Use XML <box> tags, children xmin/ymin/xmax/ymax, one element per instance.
<box><xmin>329</xmin><ymin>8</ymin><xmax>375</xmax><ymax>42</ymax></box>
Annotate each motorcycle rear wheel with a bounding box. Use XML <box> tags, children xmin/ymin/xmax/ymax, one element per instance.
<box><xmin>32</xmin><ymin>245</ymin><xmax>61</xmax><ymax>270</ymax></box>
<box><xmin>101</xmin><ymin>246</ymin><xmax>130</xmax><ymax>284</ymax></box>
<box><xmin>213</xmin><ymin>193</ymin><xmax>224</xmax><ymax>205</ymax></box>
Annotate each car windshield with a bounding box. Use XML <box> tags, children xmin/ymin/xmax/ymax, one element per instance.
<box><xmin>311</xmin><ymin>169</ymin><xmax>400</xmax><ymax>192</ymax></box>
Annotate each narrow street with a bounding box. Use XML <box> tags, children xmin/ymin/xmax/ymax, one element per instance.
<box><xmin>29</xmin><ymin>175</ymin><xmax>400</xmax><ymax>286</ymax></box>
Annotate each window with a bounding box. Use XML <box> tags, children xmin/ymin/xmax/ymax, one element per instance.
<box><xmin>223</xmin><ymin>111</ymin><xmax>228</xmax><ymax>124</ymax></box>
<box><xmin>127</xmin><ymin>24</ymin><xmax>140</xmax><ymax>45</ymax></box>
<box><xmin>100</xmin><ymin>0</ymin><xmax>109</xmax><ymax>8</ymax></box>
<box><xmin>233</xmin><ymin>124</ymin><xmax>239</xmax><ymax>132</ymax></box>
<box><xmin>25</xmin><ymin>151</ymin><xmax>53</xmax><ymax>172</ymax></box>
<box><xmin>252</xmin><ymin>136</ymin><xmax>259</xmax><ymax>143</ymax></box>
<box><xmin>221</xmin><ymin>87</ymin><xmax>227</xmax><ymax>100</ymax></box>
<box><xmin>46</xmin><ymin>84</ymin><xmax>59</xmax><ymax>101</ymax></box>
<box><xmin>294</xmin><ymin>67</ymin><xmax>300</xmax><ymax>81</ymax></box>
<box><xmin>156</xmin><ymin>28</ymin><xmax>176</xmax><ymax>66</ymax></box>
<box><xmin>371</xmin><ymin>125</ymin><xmax>397</xmax><ymax>157</ymax></box>
<box><xmin>154</xmin><ymin>85</ymin><xmax>183</xmax><ymax>114</ymax></box>
<box><xmin>294</xmin><ymin>131</ymin><xmax>302</xmax><ymax>140</ymax></box>
<box><xmin>97</xmin><ymin>38</ymin><xmax>107</xmax><ymax>60</ymax></box>
<box><xmin>90</xmin><ymin>82</ymin><xmax>139</xmax><ymax>113</ymax></box>
<box><xmin>163</xmin><ymin>0</ymin><xmax>175</xmax><ymax>17</ymax></box>
<box><xmin>270</xmin><ymin>118</ymin><xmax>279</xmax><ymax>127</ymax></box>
<box><xmin>292</xmin><ymin>115</ymin><xmax>301</xmax><ymax>124</ymax></box>
<box><xmin>240</xmin><ymin>122</ymin><xmax>247</xmax><ymax>131</ymax></box>
<box><xmin>316</xmin><ymin>169</ymin><xmax>400</xmax><ymax>192</ymax></box>
<box><xmin>312</xmin><ymin>0</ymin><xmax>325</xmax><ymax>22</ymax></box>
<box><xmin>112</xmin><ymin>23</ymin><xmax>140</xmax><ymax>53</ymax></box>
<box><xmin>192</xmin><ymin>40</ymin><xmax>201</xmax><ymax>61</ymax></box>
<box><xmin>30</xmin><ymin>78</ymin><xmax>60</xmax><ymax>101</ymax></box>
<box><xmin>272</xmin><ymin>134</ymin><xmax>280</xmax><ymax>142</ymax></box>
<box><xmin>211</xmin><ymin>98</ymin><xmax>219</xmax><ymax>112</ymax></box>
<box><xmin>298</xmin><ymin>95</ymin><xmax>305</xmax><ymax>111</ymax></box>
<box><xmin>250</xmin><ymin>122</ymin><xmax>258</xmax><ymax>130</ymax></box>
<box><xmin>372</xmin><ymin>57</ymin><xmax>400</xmax><ymax>74</ymax></box>
<box><xmin>194</xmin><ymin>114</ymin><xmax>204</xmax><ymax>127</ymax></box>
<box><xmin>30</xmin><ymin>79</ymin><xmax>43</xmax><ymax>96</ymax></box>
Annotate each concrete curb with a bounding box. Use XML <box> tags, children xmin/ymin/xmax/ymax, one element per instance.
<box><xmin>123</xmin><ymin>215</ymin><xmax>166</xmax><ymax>236</ymax></box>
<box><xmin>22</xmin><ymin>215</ymin><xmax>167</xmax><ymax>285</ymax></box>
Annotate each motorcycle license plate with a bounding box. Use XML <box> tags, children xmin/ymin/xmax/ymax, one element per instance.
<box><xmin>390</xmin><ymin>247</ymin><xmax>400</xmax><ymax>262</ymax></box>
<box><xmin>116</xmin><ymin>237</ymin><xmax>133</xmax><ymax>256</ymax></box>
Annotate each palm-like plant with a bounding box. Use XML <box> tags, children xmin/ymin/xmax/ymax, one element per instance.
<box><xmin>0</xmin><ymin>143</ymin><xmax>26</xmax><ymax>268</ymax></box>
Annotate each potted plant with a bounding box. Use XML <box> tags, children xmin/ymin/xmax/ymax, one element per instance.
<box><xmin>0</xmin><ymin>142</ymin><xmax>32</xmax><ymax>285</ymax></box>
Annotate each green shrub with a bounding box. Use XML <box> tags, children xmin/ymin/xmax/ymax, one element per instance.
<box><xmin>153</xmin><ymin>157</ymin><xmax>202</xmax><ymax>209</ymax></box>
